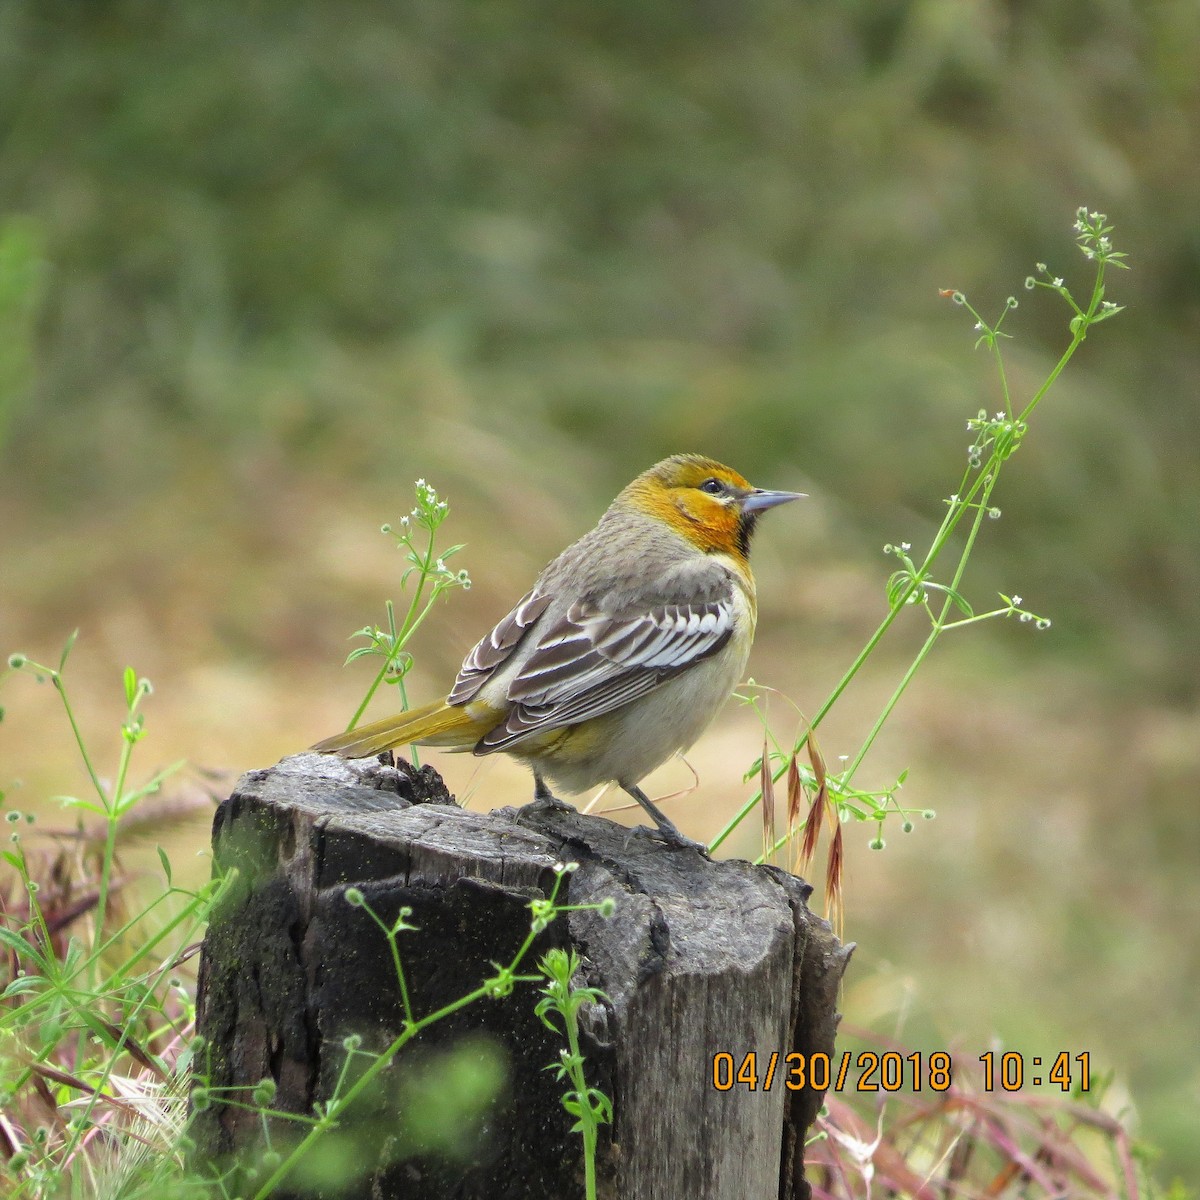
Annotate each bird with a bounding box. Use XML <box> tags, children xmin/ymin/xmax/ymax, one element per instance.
<box><xmin>312</xmin><ymin>454</ymin><xmax>803</xmax><ymax>850</ymax></box>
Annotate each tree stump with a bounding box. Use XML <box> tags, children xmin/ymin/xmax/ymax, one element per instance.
<box><xmin>194</xmin><ymin>753</ymin><xmax>852</xmax><ymax>1199</ymax></box>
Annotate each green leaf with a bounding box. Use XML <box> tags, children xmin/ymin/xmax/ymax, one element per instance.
<box><xmin>926</xmin><ymin>583</ymin><xmax>973</xmax><ymax>617</ymax></box>
<box><xmin>58</xmin><ymin>794</ymin><xmax>108</xmax><ymax>815</ymax></box>
<box><xmin>124</xmin><ymin>665</ymin><xmax>137</xmax><ymax>708</ymax></box>
<box><xmin>58</xmin><ymin>629</ymin><xmax>79</xmax><ymax>672</ymax></box>
<box><xmin>157</xmin><ymin>845</ymin><xmax>173</xmax><ymax>887</ymax></box>
<box><xmin>113</xmin><ymin>760</ymin><xmax>185</xmax><ymax>815</ymax></box>
<box><xmin>0</xmin><ymin>925</ymin><xmax>48</xmax><ymax>969</ymax></box>
<box><xmin>1</xmin><ymin>974</ymin><xmax>47</xmax><ymax>998</ymax></box>
<box><xmin>885</xmin><ymin>570</ymin><xmax>912</xmax><ymax>608</ymax></box>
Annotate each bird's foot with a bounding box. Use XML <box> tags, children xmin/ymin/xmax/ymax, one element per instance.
<box><xmin>527</xmin><ymin>779</ymin><xmax>574</xmax><ymax>815</ymax></box>
<box><xmin>626</xmin><ymin>823</ymin><xmax>710</xmax><ymax>855</ymax></box>
<box><xmin>622</xmin><ymin>784</ymin><xmax>708</xmax><ymax>854</ymax></box>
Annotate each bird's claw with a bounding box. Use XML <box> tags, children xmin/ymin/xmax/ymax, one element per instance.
<box><xmin>526</xmin><ymin>790</ymin><xmax>574</xmax><ymax>815</ymax></box>
<box><xmin>626</xmin><ymin>823</ymin><xmax>710</xmax><ymax>855</ymax></box>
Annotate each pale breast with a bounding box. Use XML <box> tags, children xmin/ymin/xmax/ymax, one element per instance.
<box><xmin>530</xmin><ymin>582</ymin><xmax>755</xmax><ymax>793</ymax></box>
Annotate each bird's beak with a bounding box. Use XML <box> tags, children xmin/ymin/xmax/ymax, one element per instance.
<box><xmin>740</xmin><ymin>488</ymin><xmax>806</xmax><ymax>514</ymax></box>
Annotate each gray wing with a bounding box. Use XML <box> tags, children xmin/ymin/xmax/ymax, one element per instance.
<box><xmin>475</xmin><ymin>592</ymin><xmax>735</xmax><ymax>752</ymax></box>
<box><xmin>448</xmin><ymin>589</ymin><xmax>552</xmax><ymax>705</ymax></box>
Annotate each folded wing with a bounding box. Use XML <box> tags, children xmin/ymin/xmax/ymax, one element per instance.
<box><xmin>448</xmin><ymin>588</ymin><xmax>552</xmax><ymax>705</ymax></box>
<box><xmin>475</xmin><ymin>593</ymin><xmax>735</xmax><ymax>752</ymax></box>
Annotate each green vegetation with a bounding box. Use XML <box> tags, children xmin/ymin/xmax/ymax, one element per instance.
<box><xmin>0</xmin><ymin>647</ymin><xmax>225</xmax><ymax>1198</ymax></box>
<box><xmin>535</xmin><ymin>948</ymin><xmax>613</xmax><ymax>1200</ymax></box>
<box><xmin>723</xmin><ymin>210</ymin><xmax>1126</xmax><ymax>885</ymax></box>
<box><xmin>342</xmin><ymin>479</ymin><xmax>471</xmax><ymax>734</ymax></box>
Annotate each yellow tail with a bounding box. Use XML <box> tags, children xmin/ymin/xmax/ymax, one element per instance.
<box><xmin>311</xmin><ymin>697</ymin><xmax>487</xmax><ymax>759</ymax></box>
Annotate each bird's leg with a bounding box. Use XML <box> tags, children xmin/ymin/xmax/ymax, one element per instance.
<box><xmin>527</xmin><ymin>771</ymin><xmax>574</xmax><ymax>814</ymax></box>
<box><xmin>623</xmin><ymin>784</ymin><xmax>709</xmax><ymax>854</ymax></box>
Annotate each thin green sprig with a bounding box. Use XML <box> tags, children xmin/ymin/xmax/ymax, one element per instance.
<box><xmin>1</xmin><ymin>639</ymin><xmax>225</xmax><ymax>1199</ymax></box>
<box><xmin>344</xmin><ymin>478</ymin><xmax>471</xmax><ymax>734</ymax></box>
<box><xmin>536</xmin><ymin>947</ymin><xmax>613</xmax><ymax>1200</ymax></box>
<box><xmin>712</xmin><ymin>208</ymin><xmax>1127</xmax><ymax>857</ymax></box>
<box><xmin>4</xmin><ymin>635</ymin><xmax>185</xmax><ymax>961</ymax></box>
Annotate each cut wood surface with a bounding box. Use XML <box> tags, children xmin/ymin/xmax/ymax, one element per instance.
<box><xmin>195</xmin><ymin>753</ymin><xmax>852</xmax><ymax>1199</ymax></box>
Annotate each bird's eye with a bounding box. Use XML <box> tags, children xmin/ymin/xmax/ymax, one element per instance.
<box><xmin>699</xmin><ymin>478</ymin><xmax>724</xmax><ymax>496</ymax></box>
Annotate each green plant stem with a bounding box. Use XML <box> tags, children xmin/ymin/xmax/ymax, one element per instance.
<box><xmin>248</xmin><ymin>889</ymin><xmax>561</xmax><ymax>1200</ymax></box>
<box><xmin>347</xmin><ymin>527</ymin><xmax>447</xmax><ymax>731</ymax></box>
<box><xmin>347</xmin><ymin>600</ymin><xmax>400</xmax><ymax>730</ymax></box>
<box><xmin>359</xmin><ymin>905</ymin><xmax>415</xmax><ymax>1026</ymax></box>
<box><xmin>43</xmin><ymin>663</ymin><xmax>120</xmax><ymax>969</ymax></box>
<box><xmin>397</xmin><ymin>675</ymin><xmax>420</xmax><ymax>766</ymax></box>
<box><xmin>90</xmin><ymin>876</ymin><xmax>229</xmax><ymax>992</ymax></box>
<box><xmin>47</xmin><ymin>667</ymin><xmax>109</xmax><ymax>812</ymax></box>
<box><xmin>843</xmin><ymin>472</ymin><xmax>1000</xmax><ymax>791</ymax></box>
<box><xmin>93</xmin><ymin>816</ymin><xmax>120</xmax><ymax>972</ymax></box>
<box><xmin>714</xmin><ymin>251</ymin><xmax>1111</xmax><ymax>856</ymax></box>
<box><xmin>708</xmin><ymin>467</ymin><xmax>985</xmax><ymax>852</ymax></box>
<box><xmin>564</xmin><ymin>1009</ymin><xmax>598</xmax><ymax>1200</ymax></box>
<box><xmin>843</xmin><ymin>256</ymin><xmax>1111</xmax><ymax>774</ymax></box>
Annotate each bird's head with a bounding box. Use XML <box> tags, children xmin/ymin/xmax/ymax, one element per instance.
<box><xmin>621</xmin><ymin>453</ymin><xmax>805</xmax><ymax>562</ymax></box>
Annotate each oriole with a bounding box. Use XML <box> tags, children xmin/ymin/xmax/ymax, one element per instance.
<box><xmin>314</xmin><ymin>454</ymin><xmax>802</xmax><ymax>849</ymax></box>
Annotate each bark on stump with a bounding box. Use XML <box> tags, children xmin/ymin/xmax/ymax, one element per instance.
<box><xmin>194</xmin><ymin>753</ymin><xmax>851</xmax><ymax>1199</ymax></box>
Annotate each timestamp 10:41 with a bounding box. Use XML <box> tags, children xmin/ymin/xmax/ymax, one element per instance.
<box><xmin>979</xmin><ymin>1051</ymin><xmax>1090</xmax><ymax>1092</ymax></box>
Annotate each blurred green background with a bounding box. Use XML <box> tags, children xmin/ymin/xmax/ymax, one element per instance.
<box><xmin>2</xmin><ymin>0</ymin><xmax>1197</xmax><ymax>1186</ymax></box>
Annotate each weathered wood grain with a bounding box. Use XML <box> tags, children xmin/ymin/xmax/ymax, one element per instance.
<box><xmin>194</xmin><ymin>753</ymin><xmax>851</xmax><ymax>1199</ymax></box>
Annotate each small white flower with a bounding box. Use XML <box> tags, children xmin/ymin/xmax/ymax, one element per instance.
<box><xmin>1011</xmin><ymin>595</ymin><xmax>1023</xmax><ymax>606</ymax></box>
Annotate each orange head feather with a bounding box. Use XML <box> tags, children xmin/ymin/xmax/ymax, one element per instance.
<box><xmin>620</xmin><ymin>453</ymin><xmax>803</xmax><ymax>563</ymax></box>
